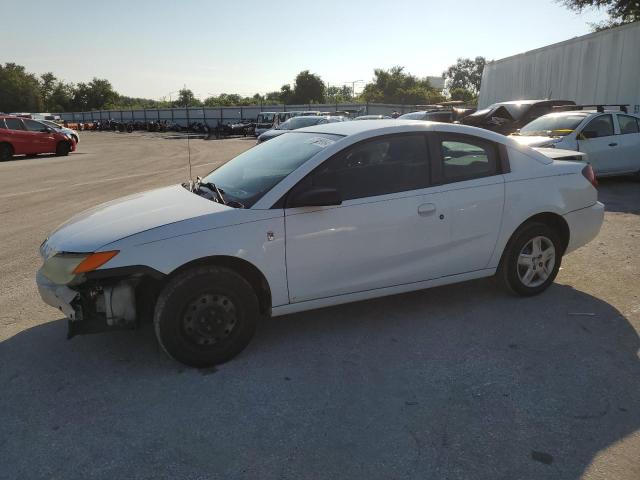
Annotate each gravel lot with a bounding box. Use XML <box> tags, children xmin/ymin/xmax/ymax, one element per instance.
<box><xmin>1</xmin><ymin>132</ymin><xmax>639</xmax><ymax>480</ymax></box>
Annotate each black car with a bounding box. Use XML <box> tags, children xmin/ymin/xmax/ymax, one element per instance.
<box><xmin>462</xmin><ymin>99</ymin><xmax>575</xmax><ymax>135</ymax></box>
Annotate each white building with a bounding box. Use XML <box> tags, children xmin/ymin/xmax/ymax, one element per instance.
<box><xmin>478</xmin><ymin>21</ymin><xmax>640</xmax><ymax>112</ymax></box>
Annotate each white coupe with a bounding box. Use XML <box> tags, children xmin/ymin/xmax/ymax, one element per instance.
<box><xmin>37</xmin><ymin>120</ymin><xmax>604</xmax><ymax>367</ymax></box>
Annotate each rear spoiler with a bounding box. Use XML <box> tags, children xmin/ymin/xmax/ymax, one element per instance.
<box><xmin>532</xmin><ymin>147</ymin><xmax>586</xmax><ymax>161</ymax></box>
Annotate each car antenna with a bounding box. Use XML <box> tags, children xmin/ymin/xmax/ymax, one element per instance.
<box><xmin>183</xmin><ymin>84</ymin><xmax>194</xmax><ymax>190</ymax></box>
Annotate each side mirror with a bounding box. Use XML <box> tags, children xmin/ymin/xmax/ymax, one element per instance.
<box><xmin>288</xmin><ymin>186</ymin><xmax>342</xmax><ymax>208</ymax></box>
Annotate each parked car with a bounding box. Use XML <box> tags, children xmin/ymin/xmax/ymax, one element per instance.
<box><xmin>400</xmin><ymin>107</ymin><xmax>476</xmax><ymax>123</ymax></box>
<box><xmin>257</xmin><ymin>115</ymin><xmax>347</xmax><ymax>143</ymax></box>
<box><xmin>36</xmin><ymin>120</ymin><xmax>603</xmax><ymax>367</ymax></box>
<box><xmin>462</xmin><ymin>99</ymin><xmax>575</xmax><ymax>135</ymax></box>
<box><xmin>354</xmin><ymin>114</ymin><xmax>392</xmax><ymax>120</ymax></box>
<box><xmin>399</xmin><ymin>110</ymin><xmax>455</xmax><ymax>123</ymax></box>
<box><xmin>510</xmin><ymin>106</ymin><xmax>640</xmax><ymax>177</ymax></box>
<box><xmin>41</xmin><ymin>119</ymin><xmax>80</xmax><ymax>144</ymax></box>
<box><xmin>253</xmin><ymin>112</ymin><xmax>279</xmax><ymax>136</ymax></box>
<box><xmin>0</xmin><ymin>115</ymin><xmax>76</xmax><ymax>161</ymax></box>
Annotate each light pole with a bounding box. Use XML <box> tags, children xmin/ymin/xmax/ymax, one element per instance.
<box><xmin>345</xmin><ymin>80</ymin><xmax>364</xmax><ymax>99</ymax></box>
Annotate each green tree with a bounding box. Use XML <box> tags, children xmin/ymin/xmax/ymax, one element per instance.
<box><xmin>0</xmin><ymin>63</ymin><xmax>43</xmax><ymax>112</ymax></box>
<box><xmin>291</xmin><ymin>70</ymin><xmax>325</xmax><ymax>104</ymax></box>
<box><xmin>360</xmin><ymin>66</ymin><xmax>444</xmax><ymax>105</ymax></box>
<box><xmin>326</xmin><ymin>85</ymin><xmax>353</xmax><ymax>103</ymax></box>
<box><xmin>175</xmin><ymin>88</ymin><xmax>201</xmax><ymax>107</ymax></box>
<box><xmin>443</xmin><ymin>57</ymin><xmax>486</xmax><ymax>94</ymax></box>
<box><xmin>264</xmin><ymin>91</ymin><xmax>282</xmax><ymax>103</ymax></box>
<box><xmin>279</xmin><ymin>84</ymin><xmax>293</xmax><ymax>104</ymax></box>
<box><xmin>560</xmin><ymin>0</ymin><xmax>640</xmax><ymax>29</ymax></box>
<box><xmin>71</xmin><ymin>78</ymin><xmax>118</xmax><ymax>110</ymax></box>
<box><xmin>449</xmin><ymin>87</ymin><xmax>475</xmax><ymax>103</ymax></box>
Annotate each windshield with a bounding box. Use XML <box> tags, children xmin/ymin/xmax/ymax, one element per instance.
<box><xmin>278</xmin><ymin>117</ymin><xmax>325</xmax><ymax>130</ymax></box>
<box><xmin>42</xmin><ymin>120</ymin><xmax>61</xmax><ymax>128</ymax></box>
<box><xmin>519</xmin><ymin>113</ymin><xmax>588</xmax><ymax>137</ymax></box>
<box><xmin>256</xmin><ymin>113</ymin><xmax>276</xmax><ymax>124</ymax></box>
<box><xmin>398</xmin><ymin>112</ymin><xmax>426</xmax><ymax>120</ymax></box>
<box><xmin>202</xmin><ymin>132</ymin><xmax>343</xmax><ymax>207</ymax></box>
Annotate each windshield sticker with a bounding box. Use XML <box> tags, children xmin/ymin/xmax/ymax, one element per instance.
<box><xmin>307</xmin><ymin>137</ymin><xmax>335</xmax><ymax>148</ymax></box>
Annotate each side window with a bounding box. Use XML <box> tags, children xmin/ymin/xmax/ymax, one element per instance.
<box><xmin>0</xmin><ymin>119</ymin><xmax>6</xmax><ymax>129</ymax></box>
<box><xmin>4</xmin><ymin>118</ymin><xmax>26</xmax><ymax>131</ymax></box>
<box><xmin>23</xmin><ymin>119</ymin><xmax>48</xmax><ymax>132</ymax></box>
<box><xmin>310</xmin><ymin>134</ymin><xmax>430</xmax><ymax>201</ymax></box>
<box><xmin>617</xmin><ymin>114</ymin><xmax>640</xmax><ymax>135</ymax></box>
<box><xmin>582</xmin><ymin>114</ymin><xmax>614</xmax><ymax>138</ymax></box>
<box><xmin>435</xmin><ymin>135</ymin><xmax>498</xmax><ymax>183</ymax></box>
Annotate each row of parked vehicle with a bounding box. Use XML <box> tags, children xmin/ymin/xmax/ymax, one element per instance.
<box><xmin>254</xmin><ymin>100</ymin><xmax>640</xmax><ymax>178</ymax></box>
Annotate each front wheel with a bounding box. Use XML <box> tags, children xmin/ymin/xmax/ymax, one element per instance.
<box><xmin>498</xmin><ymin>223</ymin><xmax>562</xmax><ymax>296</ymax></box>
<box><xmin>154</xmin><ymin>266</ymin><xmax>259</xmax><ymax>367</ymax></box>
<box><xmin>55</xmin><ymin>141</ymin><xmax>71</xmax><ymax>156</ymax></box>
<box><xmin>0</xmin><ymin>143</ymin><xmax>13</xmax><ymax>161</ymax></box>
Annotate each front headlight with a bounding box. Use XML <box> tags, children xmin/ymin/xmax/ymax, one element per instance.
<box><xmin>41</xmin><ymin>251</ymin><xmax>119</xmax><ymax>284</ymax></box>
<box><xmin>41</xmin><ymin>253</ymin><xmax>89</xmax><ymax>284</ymax></box>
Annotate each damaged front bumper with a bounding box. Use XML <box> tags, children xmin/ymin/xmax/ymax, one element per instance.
<box><xmin>36</xmin><ymin>268</ymin><xmax>158</xmax><ymax>338</ymax></box>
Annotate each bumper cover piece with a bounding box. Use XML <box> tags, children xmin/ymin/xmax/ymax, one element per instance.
<box><xmin>36</xmin><ymin>271</ymin><xmax>80</xmax><ymax>320</ymax></box>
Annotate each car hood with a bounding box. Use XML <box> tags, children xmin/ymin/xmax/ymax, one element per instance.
<box><xmin>510</xmin><ymin>135</ymin><xmax>558</xmax><ymax>147</ymax></box>
<box><xmin>43</xmin><ymin>184</ymin><xmax>230</xmax><ymax>254</ymax></box>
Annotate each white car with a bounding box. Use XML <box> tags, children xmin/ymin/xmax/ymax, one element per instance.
<box><xmin>36</xmin><ymin>120</ymin><xmax>604</xmax><ymax>367</ymax></box>
<box><xmin>510</xmin><ymin>108</ymin><xmax>640</xmax><ymax>177</ymax></box>
<box><xmin>41</xmin><ymin>120</ymin><xmax>80</xmax><ymax>144</ymax></box>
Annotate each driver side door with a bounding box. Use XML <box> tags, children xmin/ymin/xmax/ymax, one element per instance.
<box><xmin>23</xmin><ymin>119</ymin><xmax>57</xmax><ymax>153</ymax></box>
<box><xmin>283</xmin><ymin>133</ymin><xmax>451</xmax><ymax>303</ymax></box>
<box><xmin>577</xmin><ymin>114</ymin><xmax>618</xmax><ymax>175</ymax></box>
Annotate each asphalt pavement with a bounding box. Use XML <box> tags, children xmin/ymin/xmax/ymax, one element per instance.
<box><xmin>1</xmin><ymin>132</ymin><xmax>639</xmax><ymax>480</ymax></box>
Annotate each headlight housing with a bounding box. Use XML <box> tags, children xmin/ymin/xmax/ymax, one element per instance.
<box><xmin>41</xmin><ymin>251</ymin><xmax>119</xmax><ymax>284</ymax></box>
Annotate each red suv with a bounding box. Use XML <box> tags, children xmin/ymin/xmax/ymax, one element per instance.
<box><xmin>0</xmin><ymin>115</ymin><xmax>76</xmax><ymax>161</ymax></box>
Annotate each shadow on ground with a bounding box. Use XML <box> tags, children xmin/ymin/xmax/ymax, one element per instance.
<box><xmin>597</xmin><ymin>177</ymin><xmax>640</xmax><ymax>215</ymax></box>
<box><xmin>1</xmin><ymin>280</ymin><xmax>638</xmax><ymax>479</ymax></box>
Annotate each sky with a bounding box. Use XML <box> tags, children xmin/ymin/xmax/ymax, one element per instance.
<box><xmin>1</xmin><ymin>0</ymin><xmax>608</xmax><ymax>100</ymax></box>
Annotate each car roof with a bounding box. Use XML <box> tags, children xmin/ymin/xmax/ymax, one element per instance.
<box><xmin>493</xmin><ymin>99</ymin><xmax>573</xmax><ymax>106</ymax></box>
<box><xmin>295</xmin><ymin>119</ymin><xmax>498</xmax><ymax>138</ymax></box>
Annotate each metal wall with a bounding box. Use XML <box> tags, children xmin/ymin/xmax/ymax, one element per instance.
<box><xmin>58</xmin><ymin>103</ymin><xmax>412</xmax><ymax>125</ymax></box>
<box><xmin>478</xmin><ymin>21</ymin><xmax>640</xmax><ymax>112</ymax></box>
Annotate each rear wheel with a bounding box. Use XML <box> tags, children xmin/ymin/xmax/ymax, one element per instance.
<box><xmin>55</xmin><ymin>141</ymin><xmax>71</xmax><ymax>156</ymax></box>
<box><xmin>0</xmin><ymin>143</ymin><xmax>13</xmax><ymax>161</ymax></box>
<box><xmin>498</xmin><ymin>222</ymin><xmax>562</xmax><ymax>296</ymax></box>
<box><xmin>154</xmin><ymin>266</ymin><xmax>259</xmax><ymax>367</ymax></box>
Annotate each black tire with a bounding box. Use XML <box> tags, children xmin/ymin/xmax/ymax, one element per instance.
<box><xmin>154</xmin><ymin>266</ymin><xmax>259</xmax><ymax>367</ymax></box>
<box><xmin>497</xmin><ymin>222</ymin><xmax>563</xmax><ymax>296</ymax></box>
<box><xmin>55</xmin><ymin>141</ymin><xmax>71</xmax><ymax>156</ymax></box>
<box><xmin>71</xmin><ymin>135</ymin><xmax>79</xmax><ymax>143</ymax></box>
<box><xmin>0</xmin><ymin>143</ymin><xmax>13</xmax><ymax>161</ymax></box>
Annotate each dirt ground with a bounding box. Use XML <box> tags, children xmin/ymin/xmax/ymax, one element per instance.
<box><xmin>0</xmin><ymin>132</ymin><xmax>638</xmax><ymax>480</ymax></box>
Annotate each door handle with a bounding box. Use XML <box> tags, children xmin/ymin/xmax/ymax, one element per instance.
<box><xmin>417</xmin><ymin>203</ymin><xmax>436</xmax><ymax>216</ymax></box>
<box><xmin>608</xmin><ymin>142</ymin><xmax>618</xmax><ymax>147</ymax></box>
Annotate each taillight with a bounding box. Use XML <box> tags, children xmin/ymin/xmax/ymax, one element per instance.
<box><xmin>582</xmin><ymin>164</ymin><xmax>598</xmax><ymax>188</ymax></box>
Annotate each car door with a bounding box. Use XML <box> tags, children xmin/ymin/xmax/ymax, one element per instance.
<box><xmin>428</xmin><ymin>133</ymin><xmax>506</xmax><ymax>274</ymax></box>
<box><xmin>284</xmin><ymin>133</ymin><xmax>451</xmax><ymax>303</ymax></box>
<box><xmin>3</xmin><ymin>118</ymin><xmax>31</xmax><ymax>154</ymax></box>
<box><xmin>614</xmin><ymin>114</ymin><xmax>640</xmax><ymax>173</ymax></box>
<box><xmin>576</xmin><ymin>114</ymin><xmax>619</xmax><ymax>175</ymax></box>
<box><xmin>23</xmin><ymin>119</ymin><xmax>56</xmax><ymax>153</ymax></box>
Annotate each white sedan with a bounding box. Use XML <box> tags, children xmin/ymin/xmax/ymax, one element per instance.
<box><xmin>510</xmin><ymin>109</ymin><xmax>640</xmax><ymax>177</ymax></box>
<box><xmin>36</xmin><ymin>120</ymin><xmax>604</xmax><ymax>367</ymax></box>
